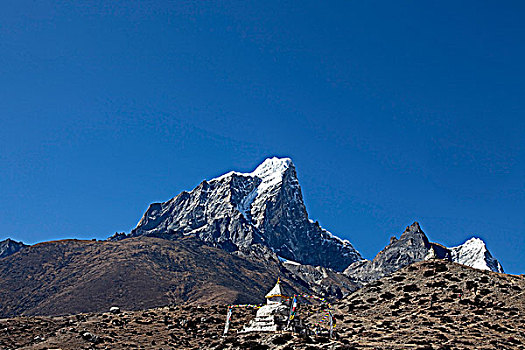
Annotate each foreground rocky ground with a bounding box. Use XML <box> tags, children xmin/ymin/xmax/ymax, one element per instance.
<box><xmin>1</xmin><ymin>260</ymin><xmax>523</xmax><ymax>349</ymax></box>
<box><xmin>335</xmin><ymin>260</ymin><xmax>525</xmax><ymax>349</ymax></box>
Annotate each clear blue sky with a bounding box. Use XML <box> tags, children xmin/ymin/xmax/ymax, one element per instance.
<box><xmin>1</xmin><ymin>1</ymin><xmax>523</xmax><ymax>274</ymax></box>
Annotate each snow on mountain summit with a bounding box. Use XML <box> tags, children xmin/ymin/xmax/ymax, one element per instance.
<box><xmin>450</xmin><ymin>237</ymin><xmax>504</xmax><ymax>273</ymax></box>
<box><xmin>212</xmin><ymin>157</ymin><xmax>292</xmax><ymax>187</ymax></box>
<box><xmin>211</xmin><ymin>157</ymin><xmax>296</xmax><ymax>226</ymax></box>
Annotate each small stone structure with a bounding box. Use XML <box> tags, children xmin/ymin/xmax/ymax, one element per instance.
<box><xmin>241</xmin><ymin>279</ymin><xmax>290</xmax><ymax>332</ymax></box>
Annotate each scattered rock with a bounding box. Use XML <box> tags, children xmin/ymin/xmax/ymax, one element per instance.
<box><xmin>109</xmin><ymin>306</ymin><xmax>120</xmax><ymax>314</ymax></box>
<box><xmin>81</xmin><ymin>331</ymin><xmax>101</xmax><ymax>344</ymax></box>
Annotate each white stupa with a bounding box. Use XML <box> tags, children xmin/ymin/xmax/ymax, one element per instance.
<box><xmin>265</xmin><ymin>279</ymin><xmax>285</xmax><ymax>303</ymax></box>
<box><xmin>241</xmin><ymin>279</ymin><xmax>290</xmax><ymax>332</ymax></box>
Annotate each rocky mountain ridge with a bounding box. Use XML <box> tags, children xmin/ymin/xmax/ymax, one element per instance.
<box><xmin>0</xmin><ymin>157</ymin><xmax>508</xmax><ymax>321</ymax></box>
<box><xmin>344</xmin><ymin>222</ymin><xmax>504</xmax><ymax>286</ymax></box>
<box><xmin>113</xmin><ymin>157</ymin><xmax>503</xmax><ymax>277</ymax></box>
<box><xmin>0</xmin><ymin>238</ymin><xmax>27</xmax><ymax>259</ymax></box>
<box><xmin>0</xmin><ymin>219</ymin><xmax>505</xmax><ymax>319</ymax></box>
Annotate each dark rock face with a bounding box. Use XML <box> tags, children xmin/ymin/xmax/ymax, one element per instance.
<box><xmin>0</xmin><ymin>238</ymin><xmax>27</xmax><ymax>259</ymax></box>
<box><xmin>126</xmin><ymin>157</ymin><xmax>361</xmax><ymax>272</ymax></box>
<box><xmin>343</xmin><ymin>222</ymin><xmax>451</xmax><ymax>285</ymax></box>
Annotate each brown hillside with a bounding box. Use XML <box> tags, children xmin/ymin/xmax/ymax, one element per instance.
<box><xmin>0</xmin><ymin>236</ymin><xmax>309</xmax><ymax>317</ymax></box>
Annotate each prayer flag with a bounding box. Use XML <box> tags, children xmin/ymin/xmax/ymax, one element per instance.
<box><xmin>289</xmin><ymin>295</ymin><xmax>298</xmax><ymax>320</ymax></box>
<box><xmin>223</xmin><ymin>306</ymin><xmax>232</xmax><ymax>336</ymax></box>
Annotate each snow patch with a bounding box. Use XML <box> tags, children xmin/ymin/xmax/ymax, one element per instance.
<box><xmin>211</xmin><ymin>157</ymin><xmax>292</xmax><ymax>184</ymax></box>
<box><xmin>278</xmin><ymin>255</ymin><xmax>301</xmax><ymax>266</ymax></box>
<box><xmin>237</xmin><ymin>186</ymin><xmax>258</xmax><ymax>220</ymax></box>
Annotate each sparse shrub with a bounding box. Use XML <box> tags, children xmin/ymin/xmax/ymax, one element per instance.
<box><xmin>380</xmin><ymin>291</ymin><xmax>395</xmax><ymax>300</ymax></box>
<box><xmin>403</xmin><ymin>284</ymin><xmax>420</xmax><ymax>292</ymax></box>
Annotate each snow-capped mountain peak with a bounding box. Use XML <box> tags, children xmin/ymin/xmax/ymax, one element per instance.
<box><xmin>128</xmin><ymin>157</ymin><xmax>361</xmax><ymax>271</ymax></box>
<box><xmin>450</xmin><ymin>237</ymin><xmax>504</xmax><ymax>273</ymax></box>
<box><xmin>251</xmin><ymin>157</ymin><xmax>292</xmax><ymax>187</ymax></box>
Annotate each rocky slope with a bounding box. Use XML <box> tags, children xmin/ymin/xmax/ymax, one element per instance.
<box><xmin>0</xmin><ymin>236</ymin><xmax>357</xmax><ymax>318</ymax></box>
<box><xmin>334</xmin><ymin>259</ymin><xmax>524</xmax><ymax>349</ymax></box>
<box><xmin>0</xmin><ymin>238</ymin><xmax>27</xmax><ymax>259</ymax></box>
<box><xmin>1</xmin><ymin>260</ymin><xmax>523</xmax><ymax>350</ymax></box>
<box><xmin>344</xmin><ymin>222</ymin><xmax>503</xmax><ymax>286</ymax></box>
<box><xmin>123</xmin><ymin>157</ymin><xmax>361</xmax><ymax>272</ymax></box>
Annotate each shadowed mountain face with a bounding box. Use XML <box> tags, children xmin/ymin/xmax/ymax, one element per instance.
<box><xmin>126</xmin><ymin>157</ymin><xmax>362</xmax><ymax>272</ymax></box>
<box><xmin>0</xmin><ymin>236</ymin><xmax>357</xmax><ymax>318</ymax></box>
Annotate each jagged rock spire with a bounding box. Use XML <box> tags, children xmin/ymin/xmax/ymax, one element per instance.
<box><xmin>0</xmin><ymin>238</ymin><xmax>27</xmax><ymax>259</ymax></box>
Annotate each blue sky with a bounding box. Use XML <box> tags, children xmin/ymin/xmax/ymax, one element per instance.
<box><xmin>1</xmin><ymin>1</ymin><xmax>523</xmax><ymax>274</ymax></box>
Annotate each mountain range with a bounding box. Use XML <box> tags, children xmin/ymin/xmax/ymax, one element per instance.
<box><xmin>0</xmin><ymin>157</ymin><xmax>505</xmax><ymax>317</ymax></box>
<box><xmin>344</xmin><ymin>221</ymin><xmax>504</xmax><ymax>286</ymax></box>
<box><xmin>112</xmin><ymin>157</ymin><xmax>502</xmax><ymax>274</ymax></box>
